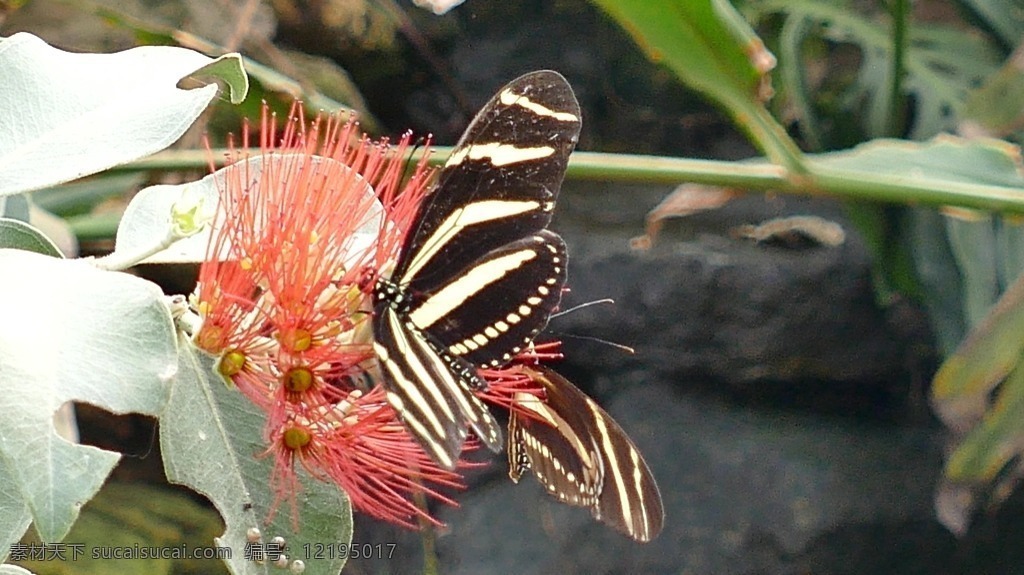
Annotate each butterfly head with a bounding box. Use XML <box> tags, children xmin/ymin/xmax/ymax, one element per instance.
<box><xmin>356</xmin><ymin>265</ymin><xmax>383</xmax><ymax>294</ymax></box>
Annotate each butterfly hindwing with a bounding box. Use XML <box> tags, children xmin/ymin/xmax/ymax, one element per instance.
<box><xmin>509</xmin><ymin>366</ymin><xmax>665</xmax><ymax>542</ymax></box>
<box><xmin>373</xmin><ymin>71</ymin><xmax>580</xmax><ymax>469</ymax></box>
<box><xmin>508</xmin><ymin>388</ymin><xmax>603</xmax><ymax>508</ymax></box>
<box><xmin>584</xmin><ymin>392</ymin><xmax>664</xmax><ymax>543</ymax></box>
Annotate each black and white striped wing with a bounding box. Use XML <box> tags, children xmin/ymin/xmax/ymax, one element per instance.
<box><xmin>409</xmin><ymin>230</ymin><xmax>567</xmax><ymax>368</ymax></box>
<box><xmin>508</xmin><ymin>386</ymin><xmax>604</xmax><ymax>508</ymax></box>
<box><xmin>396</xmin><ymin>70</ymin><xmax>580</xmax><ymax>297</ymax></box>
<box><xmin>508</xmin><ymin>366</ymin><xmax>665</xmax><ymax>543</ymax></box>
<box><xmin>393</xmin><ymin>70</ymin><xmax>579</xmax><ymax>365</ymax></box>
<box><xmin>373</xmin><ymin>71</ymin><xmax>581</xmax><ymax>469</ymax></box>
<box><xmin>372</xmin><ymin>306</ymin><xmax>500</xmax><ymax>469</ymax></box>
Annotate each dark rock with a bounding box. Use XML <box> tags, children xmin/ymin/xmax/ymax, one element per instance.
<box><xmin>348</xmin><ymin>379</ymin><xmax>953</xmax><ymax>575</ymax></box>
<box><xmin>344</xmin><ymin>184</ymin><xmax>962</xmax><ymax>575</ymax></box>
<box><xmin>551</xmin><ymin>182</ymin><xmax>921</xmax><ymax>397</ymax></box>
<box><xmin>441</xmin><ymin>380</ymin><xmax>946</xmax><ymax>575</ymax></box>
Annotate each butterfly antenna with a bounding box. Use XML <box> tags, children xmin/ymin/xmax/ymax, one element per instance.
<box><xmin>550</xmin><ymin>332</ymin><xmax>635</xmax><ymax>354</ymax></box>
<box><xmin>550</xmin><ymin>298</ymin><xmax>615</xmax><ymax>319</ymax></box>
<box><xmin>548</xmin><ymin>298</ymin><xmax>634</xmax><ymax>353</ymax></box>
<box><xmin>401</xmin><ymin>134</ymin><xmax>430</xmax><ymax>184</ymax></box>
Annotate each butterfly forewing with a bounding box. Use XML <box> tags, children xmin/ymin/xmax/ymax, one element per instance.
<box><xmin>584</xmin><ymin>393</ymin><xmax>664</xmax><ymax>543</ymax></box>
<box><xmin>395</xmin><ymin>70</ymin><xmax>581</xmax><ymax>295</ymax></box>
<box><xmin>408</xmin><ymin>230</ymin><xmax>568</xmax><ymax>367</ymax></box>
<box><xmin>509</xmin><ymin>366</ymin><xmax>665</xmax><ymax>542</ymax></box>
<box><xmin>372</xmin><ymin>71</ymin><xmax>580</xmax><ymax>469</ymax></box>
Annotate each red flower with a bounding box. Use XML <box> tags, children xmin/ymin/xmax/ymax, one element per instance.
<box><xmin>265</xmin><ymin>387</ymin><xmax>472</xmax><ymax>529</ymax></box>
<box><xmin>192</xmin><ymin>103</ymin><xmax>462</xmax><ymax>528</ymax></box>
<box><xmin>476</xmin><ymin>341</ymin><xmax>562</xmax><ymax>413</ymax></box>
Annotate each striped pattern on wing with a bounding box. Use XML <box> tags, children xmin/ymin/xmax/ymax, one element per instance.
<box><xmin>371</xmin><ymin>70</ymin><xmax>581</xmax><ymax>469</ymax></box>
<box><xmin>409</xmin><ymin>231</ymin><xmax>568</xmax><ymax>368</ymax></box>
<box><xmin>508</xmin><ymin>366</ymin><xmax>665</xmax><ymax>542</ymax></box>
<box><xmin>372</xmin><ymin>306</ymin><xmax>501</xmax><ymax>469</ymax></box>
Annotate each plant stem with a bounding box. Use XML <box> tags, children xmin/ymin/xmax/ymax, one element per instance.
<box><xmin>888</xmin><ymin>0</ymin><xmax>909</xmax><ymax>136</ymax></box>
<box><xmin>91</xmin><ymin>226</ymin><xmax>181</xmax><ymax>271</ymax></box>
<box><xmin>101</xmin><ymin>145</ymin><xmax>1024</xmax><ymax>226</ymax></box>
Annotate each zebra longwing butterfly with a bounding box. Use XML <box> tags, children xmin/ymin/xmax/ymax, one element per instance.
<box><xmin>509</xmin><ymin>366</ymin><xmax>664</xmax><ymax>542</ymax></box>
<box><xmin>372</xmin><ymin>71</ymin><xmax>581</xmax><ymax>469</ymax></box>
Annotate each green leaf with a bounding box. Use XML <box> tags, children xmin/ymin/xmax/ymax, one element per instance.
<box><xmin>12</xmin><ymin>482</ymin><xmax>226</xmax><ymax>574</ymax></box>
<box><xmin>996</xmin><ymin>219</ymin><xmax>1024</xmax><ymax>286</ymax></box>
<box><xmin>814</xmin><ymin>135</ymin><xmax>1024</xmax><ymax>188</ymax></box>
<box><xmin>592</xmin><ymin>0</ymin><xmax>765</xmax><ymax>104</ymax></box>
<box><xmin>943</xmin><ymin>346</ymin><xmax>1024</xmax><ymax>482</ymax></box>
<box><xmin>946</xmin><ymin>215</ymin><xmax>1000</xmax><ymax>327</ymax></box>
<box><xmin>900</xmin><ymin>25</ymin><xmax>1000</xmax><ymax>138</ymax></box>
<box><xmin>0</xmin><ymin>32</ymin><xmax>235</xmax><ymax>196</ymax></box>
<box><xmin>932</xmin><ymin>274</ymin><xmax>1024</xmax><ymax>432</ymax></box>
<box><xmin>962</xmin><ymin>46</ymin><xmax>1024</xmax><ymax>138</ymax></box>
<box><xmin>92</xmin><ymin>7</ymin><xmax>375</xmax><ymax>133</ymax></box>
<box><xmin>0</xmin><ymin>250</ymin><xmax>177</xmax><ymax>543</ymax></box>
<box><xmin>960</xmin><ymin>0</ymin><xmax>1024</xmax><ymax>48</ymax></box>
<box><xmin>750</xmin><ymin>0</ymin><xmax>1000</xmax><ymax>139</ymax></box>
<box><xmin>813</xmin><ymin>137</ymin><xmax>1024</xmax><ymax>356</ymax></box>
<box><xmin>192</xmin><ymin>53</ymin><xmax>248</xmax><ymax>105</ymax></box>
<box><xmin>776</xmin><ymin>14</ymin><xmax>824</xmax><ymax>150</ymax></box>
<box><xmin>936</xmin><ymin>335</ymin><xmax>1024</xmax><ymax>533</ymax></box>
<box><xmin>842</xmin><ymin>203</ymin><xmax>921</xmax><ymax>303</ymax></box>
<box><xmin>908</xmin><ymin>208</ymin><xmax>968</xmax><ymax>355</ymax></box>
<box><xmin>0</xmin><ymin>196</ymin><xmax>28</xmax><ymax>222</ymax></box>
<box><xmin>0</xmin><ymin>218</ymin><xmax>62</xmax><ymax>258</ymax></box>
<box><xmin>162</xmin><ymin>340</ymin><xmax>351</xmax><ymax>575</ymax></box>
<box><xmin>587</xmin><ymin>0</ymin><xmax>805</xmax><ymax>172</ymax></box>
<box><xmin>0</xmin><ymin>454</ymin><xmax>33</xmax><ymax>564</ymax></box>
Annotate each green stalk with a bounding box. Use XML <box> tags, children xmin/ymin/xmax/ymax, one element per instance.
<box><xmin>806</xmin><ymin>165</ymin><xmax>1024</xmax><ymax>213</ymax></box>
<box><xmin>723</xmin><ymin>94</ymin><xmax>809</xmax><ymax>176</ymax></box>
<box><xmin>83</xmin><ymin>145</ymin><xmax>1024</xmax><ymax>244</ymax></box>
<box><xmin>887</xmin><ymin>0</ymin><xmax>909</xmax><ymax>136</ymax></box>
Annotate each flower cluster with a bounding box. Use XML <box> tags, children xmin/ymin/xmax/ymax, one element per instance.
<box><xmin>191</xmin><ymin>103</ymin><xmax>459</xmax><ymax>528</ymax></box>
<box><xmin>191</xmin><ymin>104</ymin><xmax>551</xmax><ymax>529</ymax></box>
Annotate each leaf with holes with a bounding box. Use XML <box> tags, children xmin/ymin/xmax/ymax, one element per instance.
<box><xmin>0</xmin><ymin>249</ymin><xmax>177</xmax><ymax>549</ymax></box>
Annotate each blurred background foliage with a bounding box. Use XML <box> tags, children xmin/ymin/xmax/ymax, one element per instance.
<box><xmin>6</xmin><ymin>0</ymin><xmax>1024</xmax><ymax>557</ymax></box>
